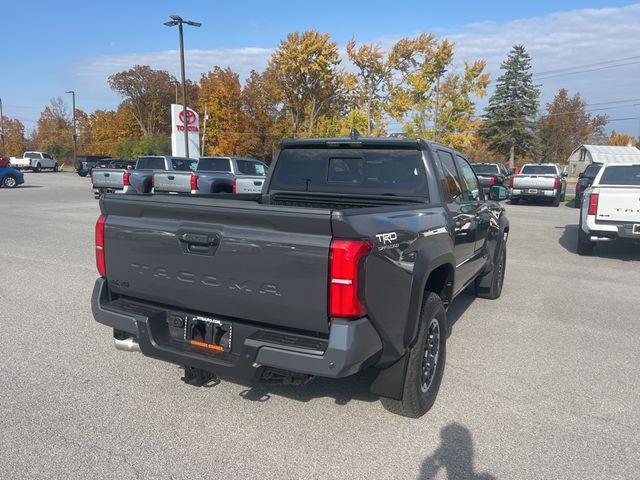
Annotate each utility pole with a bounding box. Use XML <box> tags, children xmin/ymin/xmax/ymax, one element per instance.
<box><xmin>0</xmin><ymin>97</ymin><xmax>5</xmax><ymax>157</ymax></box>
<box><xmin>65</xmin><ymin>91</ymin><xmax>77</xmax><ymax>167</ymax></box>
<box><xmin>434</xmin><ymin>69</ymin><xmax>447</xmax><ymax>143</ymax></box>
<box><xmin>165</xmin><ymin>15</ymin><xmax>201</xmax><ymax>159</ymax></box>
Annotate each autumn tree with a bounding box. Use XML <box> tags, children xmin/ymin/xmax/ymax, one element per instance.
<box><xmin>108</xmin><ymin>65</ymin><xmax>175</xmax><ymax>135</ymax></box>
<box><xmin>33</xmin><ymin>97</ymin><xmax>73</xmax><ymax>159</ymax></box>
<box><xmin>480</xmin><ymin>45</ymin><xmax>540</xmax><ymax>168</ymax></box>
<box><xmin>538</xmin><ymin>89</ymin><xmax>608</xmax><ymax>164</ymax></box>
<box><xmin>1</xmin><ymin>116</ymin><xmax>27</xmax><ymax>156</ymax></box>
<box><xmin>269</xmin><ymin>30</ymin><xmax>342</xmax><ymax>137</ymax></box>
<box><xmin>606</xmin><ymin>130</ymin><xmax>638</xmax><ymax>147</ymax></box>
<box><xmin>87</xmin><ymin>105</ymin><xmax>142</xmax><ymax>156</ymax></box>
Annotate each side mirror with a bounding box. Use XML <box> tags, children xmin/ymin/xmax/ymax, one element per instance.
<box><xmin>507</xmin><ymin>168</ymin><xmax>516</xmax><ymax>176</ymax></box>
<box><xmin>561</xmin><ymin>172</ymin><xmax>568</xmax><ymax>177</ymax></box>
<box><xmin>489</xmin><ymin>185</ymin><xmax>509</xmax><ymax>201</ymax></box>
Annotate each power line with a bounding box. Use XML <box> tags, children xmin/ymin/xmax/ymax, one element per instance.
<box><xmin>533</xmin><ymin>55</ymin><xmax>640</xmax><ymax>76</ymax></box>
<box><xmin>535</xmin><ymin>60</ymin><xmax>640</xmax><ymax>80</ymax></box>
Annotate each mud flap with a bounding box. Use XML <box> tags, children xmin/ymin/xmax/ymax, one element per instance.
<box><xmin>369</xmin><ymin>353</ymin><xmax>410</xmax><ymax>400</ymax></box>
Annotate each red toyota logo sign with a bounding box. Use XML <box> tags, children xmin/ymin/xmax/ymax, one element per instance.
<box><xmin>179</xmin><ymin>109</ymin><xmax>197</xmax><ymax>125</ymax></box>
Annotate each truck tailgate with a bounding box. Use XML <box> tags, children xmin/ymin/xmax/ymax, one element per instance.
<box><xmin>235</xmin><ymin>175</ymin><xmax>265</xmax><ymax>194</ymax></box>
<box><xmin>513</xmin><ymin>175</ymin><xmax>556</xmax><ymax>190</ymax></box>
<box><xmin>92</xmin><ymin>169</ymin><xmax>126</xmax><ymax>189</ymax></box>
<box><xmin>101</xmin><ymin>196</ymin><xmax>333</xmax><ymax>334</ymax></box>
<box><xmin>596</xmin><ymin>187</ymin><xmax>640</xmax><ymax>224</ymax></box>
<box><xmin>153</xmin><ymin>171</ymin><xmax>192</xmax><ymax>193</ymax></box>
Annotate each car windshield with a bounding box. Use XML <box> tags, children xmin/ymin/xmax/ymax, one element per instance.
<box><xmin>171</xmin><ymin>158</ymin><xmax>198</xmax><ymax>172</ymax></box>
<box><xmin>520</xmin><ymin>165</ymin><xmax>557</xmax><ymax>175</ymax></box>
<box><xmin>599</xmin><ymin>165</ymin><xmax>640</xmax><ymax>185</ymax></box>
<box><xmin>471</xmin><ymin>164</ymin><xmax>500</xmax><ymax>175</ymax></box>
<box><xmin>583</xmin><ymin>164</ymin><xmax>602</xmax><ymax>177</ymax></box>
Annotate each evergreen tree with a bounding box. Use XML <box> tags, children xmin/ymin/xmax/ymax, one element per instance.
<box><xmin>480</xmin><ymin>45</ymin><xmax>539</xmax><ymax>167</ymax></box>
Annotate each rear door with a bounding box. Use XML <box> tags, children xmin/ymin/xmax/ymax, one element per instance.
<box><xmin>103</xmin><ymin>196</ymin><xmax>333</xmax><ymax>334</ymax></box>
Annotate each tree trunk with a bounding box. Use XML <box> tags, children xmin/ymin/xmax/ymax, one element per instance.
<box><xmin>509</xmin><ymin>144</ymin><xmax>515</xmax><ymax>169</ymax></box>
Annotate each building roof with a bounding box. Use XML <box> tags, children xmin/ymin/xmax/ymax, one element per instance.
<box><xmin>572</xmin><ymin>144</ymin><xmax>640</xmax><ymax>163</ymax></box>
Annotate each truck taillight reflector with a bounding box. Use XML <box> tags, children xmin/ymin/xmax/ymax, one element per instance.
<box><xmin>509</xmin><ymin>176</ymin><xmax>514</xmax><ymax>188</ymax></box>
<box><xmin>554</xmin><ymin>177</ymin><xmax>559</xmax><ymax>189</ymax></box>
<box><xmin>123</xmin><ymin>171</ymin><xmax>131</xmax><ymax>186</ymax></box>
<box><xmin>329</xmin><ymin>239</ymin><xmax>372</xmax><ymax>318</ymax></box>
<box><xmin>588</xmin><ymin>193</ymin><xmax>599</xmax><ymax>216</ymax></box>
<box><xmin>95</xmin><ymin>215</ymin><xmax>107</xmax><ymax>277</ymax></box>
<box><xmin>232</xmin><ymin>177</ymin><xmax>237</xmax><ymax>193</ymax></box>
<box><xmin>490</xmin><ymin>176</ymin><xmax>496</xmax><ymax>186</ymax></box>
<box><xmin>191</xmin><ymin>175</ymin><xmax>199</xmax><ymax>191</ymax></box>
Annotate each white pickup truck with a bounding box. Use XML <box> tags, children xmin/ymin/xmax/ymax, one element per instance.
<box><xmin>577</xmin><ymin>163</ymin><xmax>640</xmax><ymax>255</ymax></box>
<box><xmin>510</xmin><ymin>163</ymin><xmax>567</xmax><ymax>206</ymax></box>
<box><xmin>10</xmin><ymin>151</ymin><xmax>59</xmax><ymax>172</ymax></box>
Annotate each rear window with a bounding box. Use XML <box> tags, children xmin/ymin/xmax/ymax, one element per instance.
<box><xmin>270</xmin><ymin>147</ymin><xmax>429</xmax><ymax>197</ymax></box>
<box><xmin>137</xmin><ymin>157</ymin><xmax>165</xmax><ymax>169</ymax></box>
<box><xmin>471</xmin><ymin>164</ymin><xmax>500</xmax><ymax>175</ymax></box>
<box><xmin>583</xmin><ymin>164</ymin><xmax>602</xmax><ymax>178</ymax></box>
<box><xmin>235</xmin><ymin>159</ymin><xmax>267</xmax><ymax>176</ymax></box>
<box><xmin>171</xmin><ymin>158</ymin><xmax>197</xmax><ymax>172</ymax></box>
<box><xmin>599</xmin><ymin>165</ymin><xmax>640</xmax><ymax>186</ymax></box>
<box><xmin>520</xmin><ymin>165</ymin><xmax>557</xmax><ymax>175</ymax></box>
<box><xmin>25</xmin><ymin>152</ymin><xmax>40</xmax><ymax>159</ymax></box>
<box><xmin>197</xmin><ymin>158</ymin><xmax>231</xmax><ymax>172</ymax></box>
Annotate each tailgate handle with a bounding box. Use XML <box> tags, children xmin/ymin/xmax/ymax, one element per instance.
<box><xmin>179</xmin><ymin>233</ymin><xmax>220</xmax><ymax>255</ymax></box>
<box><xmin>104</xmin><ymin>173</ymin><xmax>110</xmax><ymax>177</ymax></box>
<box><xmin>168</xmin><ymin>175</ymin><xmax>175</xmax><ymax>180</ymax></box>
<box><xmin>254</xmin><ymin>180</ymin><xmax>262</xmax><ymax>186</ymax></box>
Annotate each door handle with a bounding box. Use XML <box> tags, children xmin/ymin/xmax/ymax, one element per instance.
<box><xmin>179</xmin><ymin>233</ymin><xmax>219</xmax><ymax>246</ymax></box>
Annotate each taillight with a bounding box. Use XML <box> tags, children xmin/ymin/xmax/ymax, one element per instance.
<box><xmin>329</xmin><ymin>239</ymin><xmax>372</xmax><ymax>318</ymax></box>
<box><xmin>232</xmin><ymin>177</ymin><xmax>237</xmax><ymax>193</ymax></box>
<box><xmin>490</xmin><ymin>176</ymin><xmax>496</xmax><ymax>186</ymax></box>
<box><xmin>576</xmin><ymin>183</ymin><xmax>582</xmax><ymax>192</ymax></box>
<box><xmin>123</xmin><ymin>171</ymin><xmax>131</xmax><ymax>186</ymax></box>
<box><xmin>553</xmin><ymin>177</ymin><xmax>559</xmax><ymax>190</ymax></box>
<box><xmin>587</xmin><ymin>193</ymin><xmax>599</xmax><ymax>216</ymax></box>
<box><xmin>95</xmin><ymin>215</ymin><xmax>107</xmax><ymax>277</ymax></box>
<box><xmin>509</xmin><ymin>176</ymin><xmax>514</xmax><ymax>188</ymax></box>
<box><xmin>151</xmin><ymin>175</ymin><xmax>155</xmax><ymax>188</ymax></box>
<box><xmin>191</xmin><ymin>175</ymin><xmax>199</xmax><ymax>191</ymax></box>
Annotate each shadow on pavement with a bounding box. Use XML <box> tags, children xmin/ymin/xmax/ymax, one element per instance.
<box><xmin>559</xmin><ymin>224</ymin><xmax>640</xmax><ymax>261</ymax></box>
<box><xmin>418</xmin><ymin>423</ymin><xmax>496</xmax><ymax>480</ymax></box>
<box><xmin>446</xmin><ymin>291</ymin><xmax>475</xmax><ymax>336</ymax></box>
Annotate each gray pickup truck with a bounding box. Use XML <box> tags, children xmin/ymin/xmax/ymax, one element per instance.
<box><xmin>91</xmin><ymin>156</ymin><xmax>196</xmax><ymax>197</ymax></box>
<box><xmin>510</xmin><ymin>163</ymin><xmax>567</xmax><ymax>206</ymax></box>
<box><xmin>471</xmin><ymin>163</ymin><xmax>509</xmax><ymax>196</ymax></box>
<box><xmin>91</xmin><ymin>137</ymin><xmax>510</xmax><ymax>418</ymax></box>
<box><xmin>153</xmin><ymin>156</ymin><xmax>268</xmax><ymax>195</ymax></box>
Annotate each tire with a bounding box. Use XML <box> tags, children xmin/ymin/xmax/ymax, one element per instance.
<box><xmin>33</xmin><ymin>163</ymin><xmax>41</xmax><ymax>173</ymax></box>
<box><xmin>2</xmin><ymin>175</ymin><xmax>18</xmax><ymax>188</ymax></box>
<box><xmin>380</xmin><ymin>292</ymin><xmax>447</xmax><ymax>418</ymax></box>
<box><xmin>53</xmin><ymin>163</ymin><xmax>59</xmax><ymax>172</ymax></box>
<box><xmin>552</xmin><ymin>195</ymin><xmax>560</xmax><ymax>207</ymax></box>
<box><xmin>78</xmin><ymin>171</ymin><xmax>88</xmax><ymax>177</ymax></box>
<box><xmin>576</xmin><ymin>218</ymin><xmax>593</xmax><ymax>255</ymax></box>
<box><xmin>510</xmin><ymin>198</ymin><xmax>520</xmax><ymax>205</ymax></box>
<box><xmin>560</xmin><ymin>192</ymin><xmax>566</xmax><ymax>202</ymax></box>
<box><xmin>476</xmin><ymin>233</ymin><xmax>507</xmax><ymax>300</ymax></box>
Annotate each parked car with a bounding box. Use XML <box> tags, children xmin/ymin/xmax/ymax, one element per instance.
<box><xmin>0</xmin><ymin>165</ymin><xmax>25</xmax><ymax>188</ymax></box>
<box><xmin>75</xmin><ymin>155</ymin><xmax>111</xmax><ymax>177</ymax></box>
<box><xmin>509</xmin><ymin>163</ymin><xmax>567</xmax><ymax>206</ymax></box>
<box><xmin>574</xmin><ymin>163</ymin><xmax>602</xmax><ymax>207</ymax></box>
<box><xmin>153</xmin><ymin>156</ymin><xmax>268</xmax><ymax>195</ymax></box>
<box><xmin>10</xmin><ymin>151</ymin><xmax>59</xmax><ymax>172</ymax></box>
<box><xmin>577</xmin><ymin>163</ymin><xmax>640</xmax><ymax>255</ymax></box>
<box><xmin>471</xmin><ymin>163</ymin><xmax>509</xmax><ymax>196</ymax></box>
<box><xmin>91</xmin><ymin>136</ymin><xmax>510</xmax><ymax>418</ymax></box>
<box><xmin>91</xmin><ymin>156</ymin><xmax>196</xmax><ymax>197</ymax></box>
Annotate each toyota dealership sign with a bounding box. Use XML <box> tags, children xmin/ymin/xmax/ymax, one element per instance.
<box><xmin>171</xmin><ymin>104</ymin><xmax>200</xmax><ymax>159</ymax></box>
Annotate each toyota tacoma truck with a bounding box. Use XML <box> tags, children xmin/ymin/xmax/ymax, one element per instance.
<box><xmin>153</xmin><ymin>156</ymin><xmax>268</xmax><ymax>195</ymax></box>
<box><xmin>510</xmin><ymin>163</ymin><xmax>567</xmax><ymax>206</ymax></box>
<box><xmin>91</xmin><ymin>155</ymin><xmax>196</xmax><ymax>197</ymax></box>
<box><xmin>577</xmin><ymin>163</ymin><xmax>640</xmax><ymax>255</ymax></box>
<box><xmin>91</xmin><ymin>137</ymin><xmax>510</xmax><ymax>418</ymax></box>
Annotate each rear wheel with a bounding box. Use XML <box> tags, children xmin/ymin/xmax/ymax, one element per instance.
<box><xmin>380</xmin><ymin>292</ymin><xmax>446</xmax><ymax>418</ymax></box>
<box><xmin>33</xmin><ymin>163</ymin><xmax>41</xmax><ymax>173</ymax></box>
<box><xmin>510</xmin><ymin>197</ymin><xmax>520</xmax><ymax>205</ymax></box>
<box><xmin>53</xmin><ymin>163</ymin><xmax>59</xmax><ymax>172</ymax></box>
<box><xmin>552</xmin><ymin>195</ymin><xmax>560</xmax><ymax>207</ymax></box>
<box><xmin>476</xmin><ymin>234</ymin><xmax>507</xmax><ymax>300</ymax></box>
<box><xmin>577</xmin><ymin>218</ymin><xmax>593</xmax><ymax>255</ymax></box>
<box><xmin>2</xmin><ymin>175</ymin><xmax>17</xmax><ymax>188</ymax></box>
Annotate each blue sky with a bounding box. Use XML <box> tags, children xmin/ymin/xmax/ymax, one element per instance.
<box><xmin>2</xmin><ymin>0</ymin><xmax>640</xmax><ymax>135</ymax></box>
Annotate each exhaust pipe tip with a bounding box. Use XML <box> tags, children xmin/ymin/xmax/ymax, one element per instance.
<box><xmin>114</xmin><ymin>337</ymin><xmax>141</xmax><ymax>353</ymax></box>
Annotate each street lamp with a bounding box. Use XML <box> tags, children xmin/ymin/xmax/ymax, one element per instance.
<box><xmin>65</xmin><ymin>90</ymin><xmax>77</xmax><ymax>167</ymax></box>
<box><xmin>434</xmin><ymin>68</ymin><xmax>447</xmax><ymax>143</ymax></box>
<box><xmin>164</xmin><ymin>15</ymin><xmax>201</xmax><ymax>159</ymax></box>
<box><xmin>0</xmin><ymin>97</ymin><xmax>5</xmax><ymax>157</ymax></box>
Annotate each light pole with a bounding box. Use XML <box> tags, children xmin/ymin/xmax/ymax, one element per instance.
<box><xmin>164</xmin><ymin>15</ymin><xmax>201</xmax><ymax>159</ymax></box>
<box><xmin>0</xmin><ymin>97</ymin><xmax>5</xmax><ymax>157</ymax></box>
<box><xmin>434</xmin><ymin>68</ymin><xmax>447</xmax><ymax>143</ymax></box>
<box><xmin>65</xmin><ymin>90</ymin><xmax>77</xmax><ymax>167</ymax></box>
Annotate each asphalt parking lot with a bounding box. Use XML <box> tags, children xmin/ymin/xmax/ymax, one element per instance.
<box><xmin>1</xmin><ymin>172</ymin><xmax>639</xmax><ymax>480</ymax></box>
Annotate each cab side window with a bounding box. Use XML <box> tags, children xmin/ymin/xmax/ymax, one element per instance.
<box><xmin>436</xmin><ymin>150</ymin><xmax>463</xmax><ymax>203</ymax></box>
<box><xmin>455</xmin><ymin>156</ymin><xmax>481</xmax><ymax>202</ymax></box>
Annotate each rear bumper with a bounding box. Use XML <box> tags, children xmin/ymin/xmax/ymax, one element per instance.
<box><xmin>511</xmin><ymin>188</ymin><xmax>557</xmax><ymax>198</ymax></box>
<box><xmin>584</xmin><ymin>217</ymin><xmax>640</xmax><ymax>240</ymax></box>
<box><xmin>91</xmin><ymin>278</ymin><xmax>382</xmax><ymax>381</ymax></box>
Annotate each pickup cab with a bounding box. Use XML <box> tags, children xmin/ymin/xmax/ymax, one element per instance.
<box><xmin>509</xmin><ymin>163</ymin><xmax>567</xmax><ymax>206</ymax></box>
<box><xmin>91</xmin><ymin>137</ymin><xmax>510</xmax><ymax>418</ymax></box>
<box><xmin>91</xmin><ymin>156</ymin><xmax>196</xmax><ymax>197</ymax></box>
<box><xmin>153</xmin><ymin>156</ymin><xmax>268</xmax><ymax>195</ymax></box>
<box><xmin>577</xmin><ymin>163</ymin><xmax>640</xmax><ymax>254</ymax></box>
<box><xmin>10</xmin><ymin>151</ymin><xmax>59</xmax><ymax>172</ymax></box>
